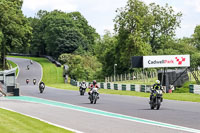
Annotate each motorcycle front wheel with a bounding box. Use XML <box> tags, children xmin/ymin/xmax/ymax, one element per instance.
<box><xmin>150</xmin><ymin>103</ymin><xmax>154</xmax><ymax>109</ymax></box>
<box><xmin>156</xmin><ymin>99</ymin><xmax>161</xmax><ymax>110</ymax></box>
<box><xmin>40</xmin><ymin>88</ymin><xmax>44</xmax><ymax>93</ymax></box>
<box><xmin>94</xmin><ymin>95</ymin><xmax>97</xmax><ymax>104</ymax></box>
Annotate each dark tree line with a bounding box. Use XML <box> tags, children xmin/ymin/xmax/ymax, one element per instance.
<box><xmin>29</xmin><ymin>10</ymin><xmax>99</xmax><ymax>58</ymax></box>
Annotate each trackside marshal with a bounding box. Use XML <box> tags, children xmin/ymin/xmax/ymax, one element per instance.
<box><xmin>143</xmin><ymin>55</ymin><xmax>190</xmax><ymax>68</ymax></box>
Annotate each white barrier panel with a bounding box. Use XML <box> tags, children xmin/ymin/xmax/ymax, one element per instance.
<box><xmin>118</xmin><ymin>84</ymin><xmax>122</xmax><ymax>90</ymax></box>
<box><xmin>126</xmin><ymin>84</ymin><xmax>131</xmax><ymax>91</ymax></box>
<box><xmin>104</xmin><ymin>83</ymin><xmax>107</xmax><ymax>89</ymax></box>
<box><xmin>135</xmin><ymin>85</ymin><xmax>141</xmax><ymax>92</ymax></box>
<box><xmin>143</xmin><ymin>55</ymin><xmax>190</xmax><ymax>68</ymax></box>
<box><xmin>110</xmin><ymin>83</ymin><xmax>114</xmax><ymax>90</ymax></box>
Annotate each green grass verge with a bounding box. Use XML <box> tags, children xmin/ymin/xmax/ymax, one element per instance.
<box><xmin>7</xmin><ymin>60</ymin><xmax>19</xmax><ymax>76</ymax></box>
<box><xmin>113</xmin><ymin>77</ymin><xmax>157</xmax><ymax>85</ymax></box>
<box><xmin>0</xmin><ymin>108</ymin><xmax>72</xmax><ymax>133</ymax></box>
<box><xmin>8</xmin><ymin>55</ymin><xmax>200</xmax><ymax>103</ymax></box>
<box><xmin>98</xmin><ymin>89</ymin><xmax>200</xmax><ymax>102</ymax></box>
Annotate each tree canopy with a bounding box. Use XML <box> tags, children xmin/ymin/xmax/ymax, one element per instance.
<box><xmin>29</xmin><ymin>10</ymin><xmax>99</xmax><ymax>58</ymax></box>
<box><xmin>0</xmin><ymin>0</ymin><xmax>32</xmax><ymax>69</ymax></box>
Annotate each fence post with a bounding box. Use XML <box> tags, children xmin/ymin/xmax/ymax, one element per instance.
<box><xmin>146</xmin><ymin>71</ymin><xmax>148</xmax><ymax>83</ymax></box>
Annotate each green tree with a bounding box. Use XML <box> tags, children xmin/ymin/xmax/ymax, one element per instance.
<box><xmin>30</xmin><ymin>10</ymin><xmax>99</xmax><ymax>58</ymax></box>
<box><xmin>111</xmin><ymin>0</ymin><xmax>182</xmax><ymax>73</ymax></box>
<box><xmin>192</xmin><ymin>25</ymin><xmax>200</xmax><ymax>50</ymax></box>
<box><xmin>149</xmin><ymin>3</ymin><xmax>182</xmax><ymax>52</ymax></box>
<box><xmin>114</xmin><ymin>0</ymin><xmax>152</xmax><ymax>73</ymax></box>
<box><xmin>59</xmin><ymin>53</ymin><xmax>102</xmax><ymax>81</ymax></box>
<box><xmin>0</xmin><ymin>0</ymin><xmax>32</xmax><ymax>69</ymax></box>
<box><xmin>67</xmin><ymin>12</ymin><xmax>99</xmax><ymax>52</ymax></box>
<box><xmin>94</xmin><ymin>31</ymin><xmax>118</xmax><ymax>76</ymax></box>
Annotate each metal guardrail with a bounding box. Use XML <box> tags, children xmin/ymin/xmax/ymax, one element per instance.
<box><xmin>9</xmin><ymin>53</ymin><xmax>62</xmax><ymax>67</ymax></box>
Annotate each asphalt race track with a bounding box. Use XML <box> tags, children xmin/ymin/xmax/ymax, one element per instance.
<box><xmin>1</xmin><ymin>57</ymin><xmax>200</xmax><ymax>133</ymax></box>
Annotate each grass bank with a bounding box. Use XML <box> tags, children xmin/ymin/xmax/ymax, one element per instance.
<box><xmin>7</xmin><ymin>60</ymin><xmax>19</xmax><ymax>76</ymax></box>
<box><xmin>8</xmin><ymin>56</ymin><xmax>63</xmax><ymax>84</ymax></box>
<box><xmin>9</xmin><ymin>56</ymin><xmax>200</xmax><ymax>103</ymax></box>
<box><xmin>0</xmin><ymin>108</ymin><xmax>72</xmax><ymax>133</ymax></box>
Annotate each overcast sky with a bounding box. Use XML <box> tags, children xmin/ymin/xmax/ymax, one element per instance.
<box><xmin>22</xmin><ymin>0</ymin><xmax>200</xmax><ymax>38</ymax></box>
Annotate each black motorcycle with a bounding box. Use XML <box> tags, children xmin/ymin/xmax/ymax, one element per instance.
<box><xmin>149</xmin><ymin>89</ymin><xmax>163</xmax><ymax>110</ymax></box>
<box><xmin>39</xmin><ymin>82</ymin><xmax>45</xmax><ymax>93</ymax></box>
<box><xmin>89</xmin><ymin>88</ymin><xmax>99</xmax><ymax>104</ymax></box>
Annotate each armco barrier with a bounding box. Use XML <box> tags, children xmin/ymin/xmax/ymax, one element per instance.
<box><xmin>71</xmin><ymin>81</ymin><xmax>199</xmax><ymax>94</ymax></box>
<box><xmin>135</xmin><ymin>85</ymin><xmax>141</xmax><ymax>92</ymax></box>
<box><xmin>189</xmin><ymin>84</ymin><xmax>194</xmax><ymax>93</ymax></box>
<box><xmin>122</xmin><ymin>84</ymin><xmax>126</xmax><ymax>91</ymax></box>
<box><xmin>70</xmin><ymin>80</ymin><xmax>156</xmax><ymax>93</ymax></box>
<box><xmin>141</xmin><ymin>85</ymin><xmax>145</xmax><ymax>92</ymax></box>
<box><xmin>114</xmin><ymin>84</ymin><xmax>118</xmax><ymax>90</ymax></box>
<box><xmin>130</xmin><ymin>85</ymin><xmax>135</xmax><ymax>91</ymax></box>
<box><xmin>189</xmin><ymin>84</ymin><xmax>200</xmax><ymax>94</ymax></box>
<box><xmin>107</xmin><ymin>83</ymin><xmax>111</xmax><ymax>89</ymax></box>
<box><xmin>100</xmin><ymin>83</ymin><xmax>104</xmax><ymax>89</ymax></box>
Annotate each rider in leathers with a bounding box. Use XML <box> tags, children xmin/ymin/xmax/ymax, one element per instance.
<box><xmin>79</xmin><ymin>81</ymin><xmax>87</xmax><ymax>90</ymax></box>
<box><xmin>149</xmin><ymin>80</ymin><xmax>163</xmax><ymax>103</ymax></box>
<box><xmin>88</xmin><ymin>80</ymin><xmax>99</xmax><ymax>98</ymax></box>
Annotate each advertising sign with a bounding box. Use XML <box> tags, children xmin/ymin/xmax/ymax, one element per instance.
<box><xmin>143</xmin><ymin>55</ymin><xmax>190</xmax><ymax>68</ymax></box>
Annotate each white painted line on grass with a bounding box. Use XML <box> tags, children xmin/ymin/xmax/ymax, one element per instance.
<box><xmin>0</xmin><ymin>107</ymin><xmax>83</xmax><ymax>133</ymax></box>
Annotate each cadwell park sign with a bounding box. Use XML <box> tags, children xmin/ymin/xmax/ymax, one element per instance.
<box><xmin>143</xmin><ymin>55</ymin><xmax>190</xmax><ymax>68</ymax></box>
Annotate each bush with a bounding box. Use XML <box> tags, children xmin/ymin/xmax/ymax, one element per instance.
<box><xmin>59</xmin><ymin>53</ymin><xmax>103</xmax><ymax>81</ymax></box>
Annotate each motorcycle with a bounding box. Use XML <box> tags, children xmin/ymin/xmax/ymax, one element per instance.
<box><xmin>79</xmin><ymin>84</ymin><xmax>87</xmax><ymax>95</ymax></box>
<box><xmin>26</xmin><ymin>79</ymin><xmax>29</xmax><ymax>84</ymax></box>
<box><xmin>39</xmin><ymin>82</ymin><xmax>45</xmax><ymax>93</ymax></box>
<box><xmin>27</xmin><ymin>65</ymin><xmax>30</xmax><ymax>70</ymax></box>
<box><xmin>33</xmin><ymin>79</ymin><xmax>36</xmax><ymax>85</ymax></box>
<box><xmin>149</xmin><ymin>89</ymin><xmax>163</xmax><ymax>110</ymax></box>
<box><xmin>89</xmin><ymin>88</ymin><xmax>99</xmax><ymax>104</ymax></box>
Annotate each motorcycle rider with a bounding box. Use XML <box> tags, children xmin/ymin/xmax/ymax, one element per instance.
<box><xmin>88</xmin><ymin>80</ymin><xmax>99</xmax><ymax>98</ymax></box>
<box><xmin>27</xmin><ymin>65</ymin><xmax>30</xmax><ymax>70</ymax></box>
<box><xmin>26</xmin><ymin>79</ymin><xmax>29</xmax><ymax>84</ymax></box>
<box><xmin>80</xmin><ymin>81</ymin><xmax>87</xmax><ymax>89</ymax></box>
<box><xmin>39</xmin><ymin>81</ymin><xmax>45</xmax><ymax>92</ymax></box>
<box><xmin>33</xmin><ymin>79</ymin><xmax>36</xmax><ymax>85</ymax></box>
<box><xmin>79</xmin><ymin>81</ymin><xmax>87</xmax><ymax>92</ymax></box>
<box><xmin>149</xmin><ymin>80</ymin><xmax>163</xmax><ymax>103</ymax></box>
